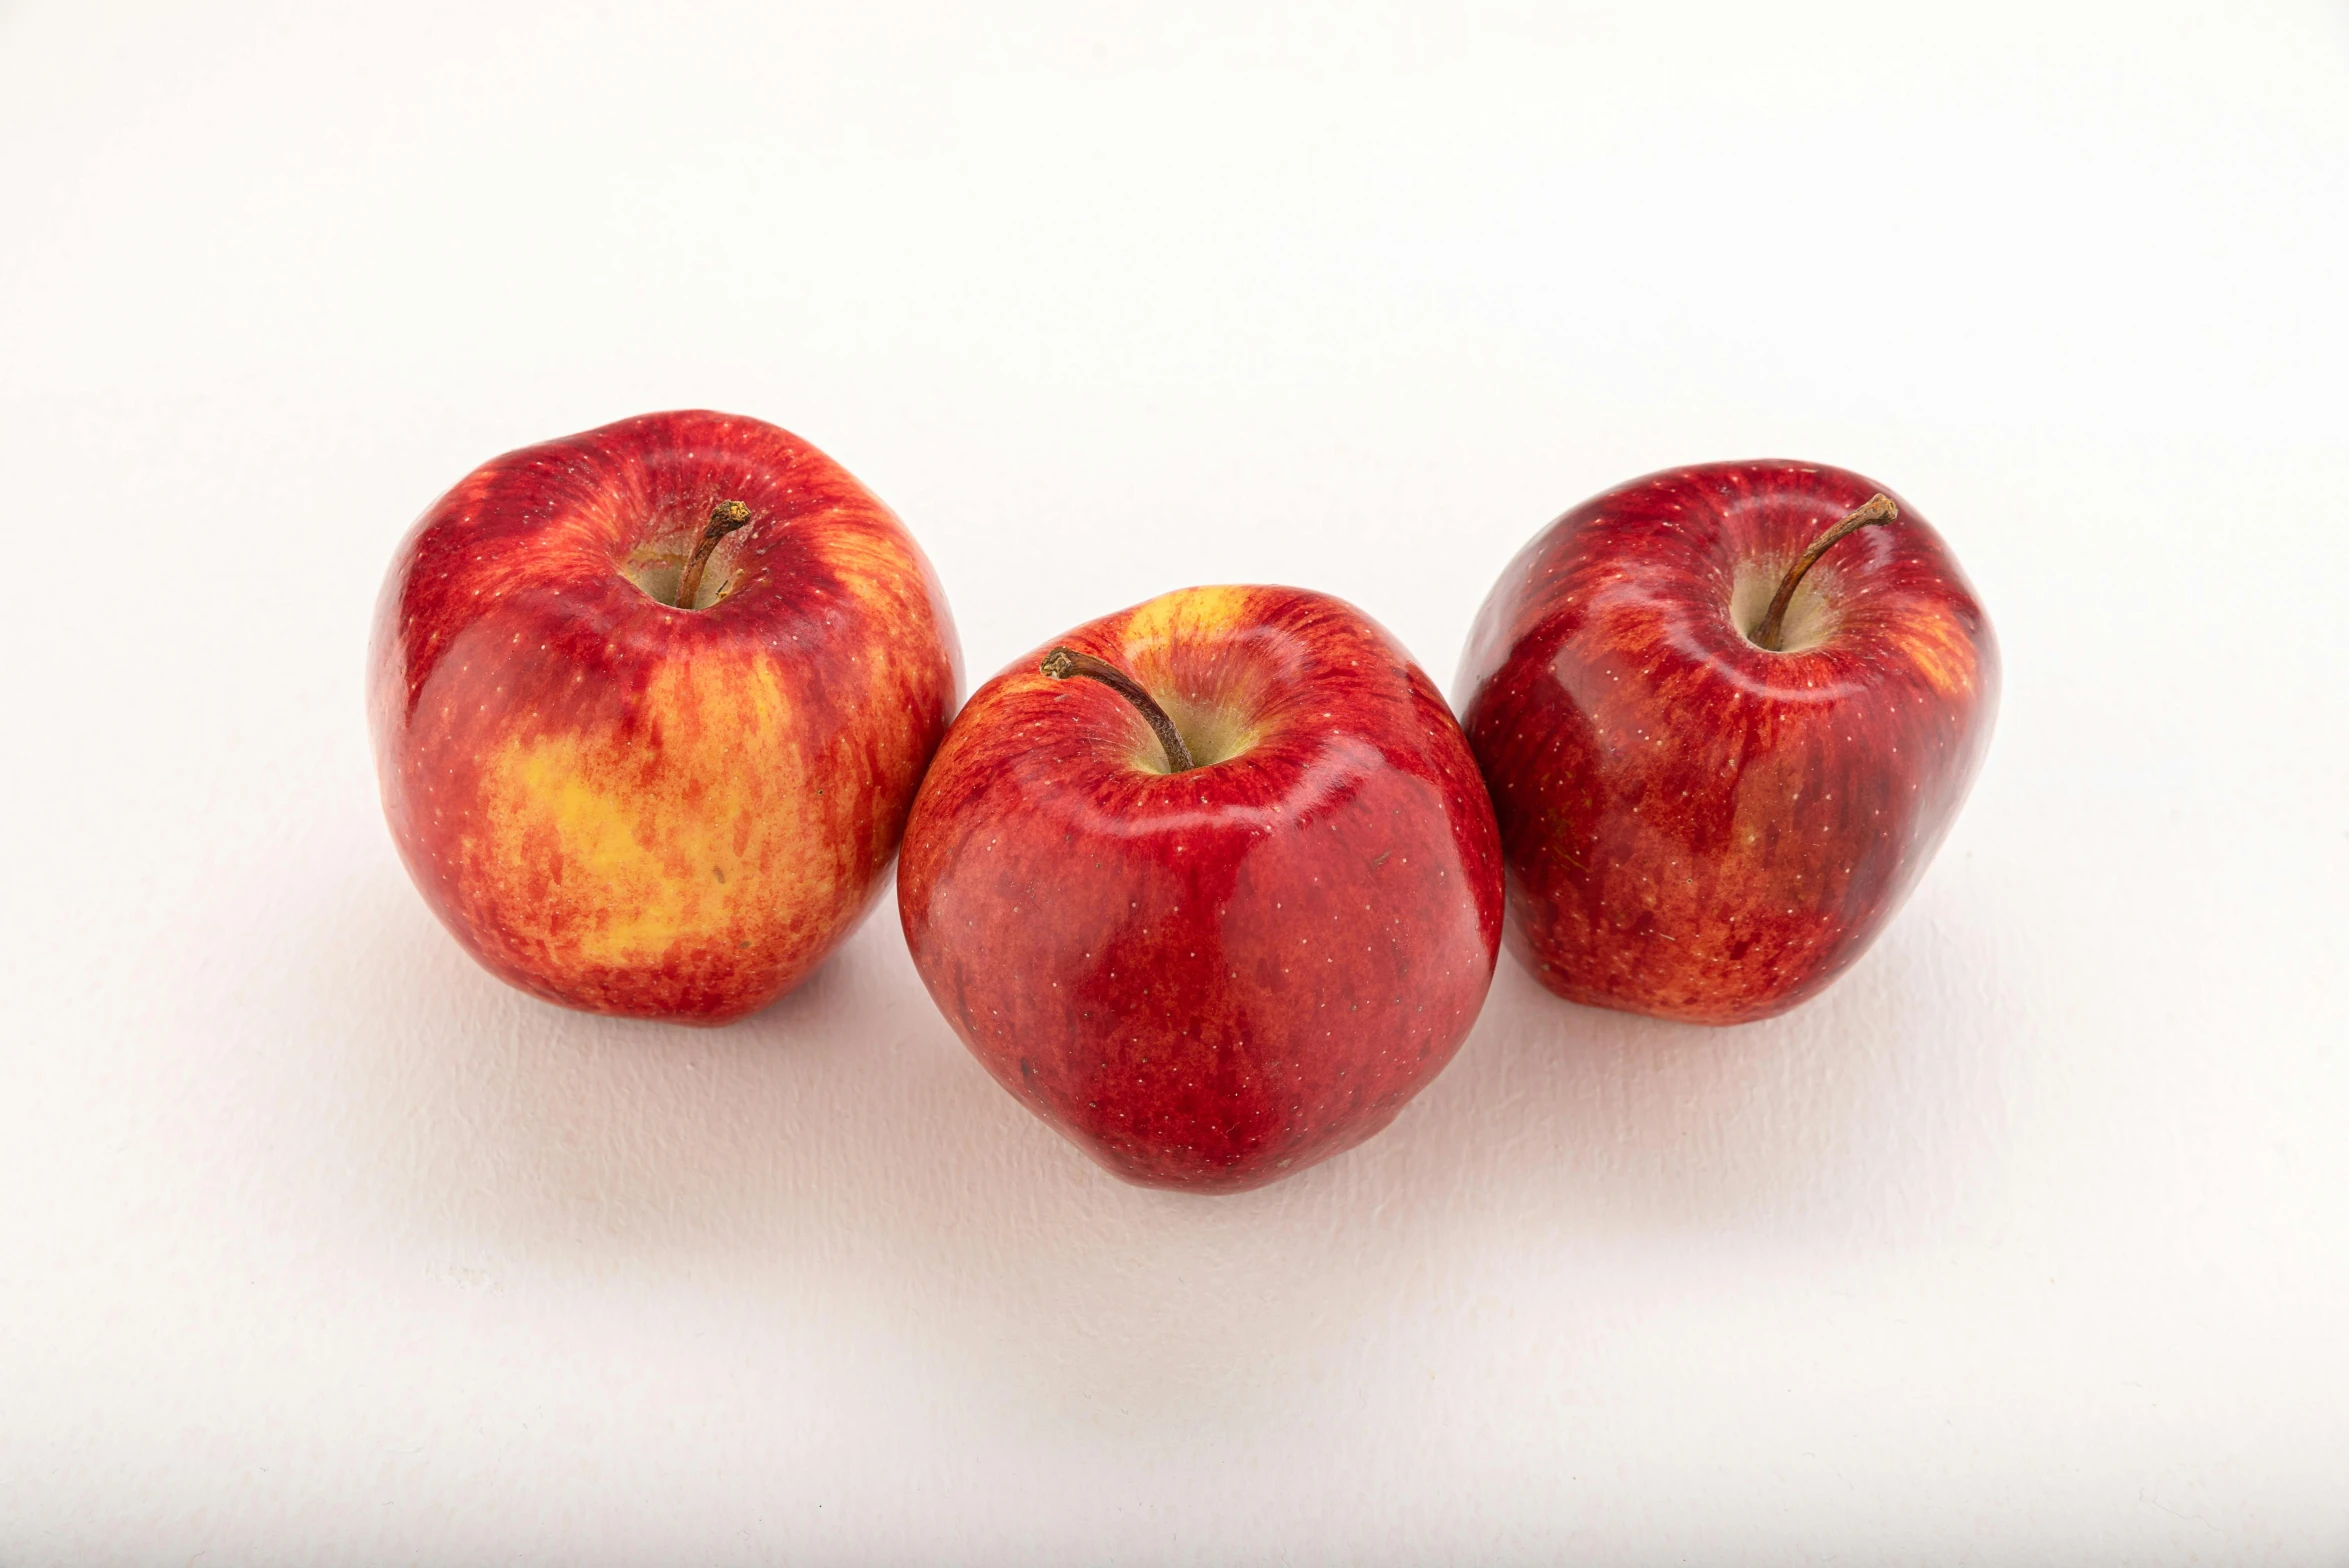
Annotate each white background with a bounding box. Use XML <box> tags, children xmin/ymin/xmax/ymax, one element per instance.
<box><xmin>3</xmin><ymin>3</ymin><xmax>2346</xmax><ymax>1562</ymax></box>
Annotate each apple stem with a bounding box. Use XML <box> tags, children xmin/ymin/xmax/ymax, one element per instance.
<box><xmin>1754</xmin><ymin>492</ymin><xmax>1899</xmax><ymax>651</ymax></box>
<box><xmin>673</xmin><ymin>500</ymin><xmax>753</xmax><ymax>608</ymax></box>
<box><xmin>1040</xmin><ymin>647</ymin><xmax>1196</xmax><ymax>773</ymax></box>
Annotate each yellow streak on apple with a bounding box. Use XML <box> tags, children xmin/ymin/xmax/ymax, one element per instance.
<box><xmin>1118</xmin><ymin>584</ymin><xmax>1257</xmax><ymax>648</ymax></box>
<box><xmin>469</xmin><ymin>654</ymin><xmax>846</xmax><ymax>976</ymax></box>
<box><xmin>1892</xmin><ymin>615</ymin><xmax>1984</xmax><ymax>701</ymax></box>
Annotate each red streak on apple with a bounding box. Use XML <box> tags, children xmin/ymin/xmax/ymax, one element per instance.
<box><xmin>370</xmin><ymin>410</ymin><xmax>960</xmax><ymax>1024</ymax></box>
<box><xmin>1457</xmin><ymin>460</ymin><xmax>1998</xmax><ymax>1025</ymax></box>
<box><xmin>899</xmin><ymin>586</ymin><xmax>1504</xmax><ymax>1192</ymax></box>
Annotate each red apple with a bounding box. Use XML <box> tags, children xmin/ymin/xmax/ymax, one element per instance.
<box><xmin>1457</xmin><ymin>460</ymin><xmax>1998</xmax><ymax>1024</ymax></box>
<box><xmin>897</xmin><ymin>586</ymin><xmax>1505</xmax><ymax>1192</ymax></box>
<box><xmin>369</xmin><ymin>410</ymin><xmax>960</xmax><ymax>1024</ymax></box>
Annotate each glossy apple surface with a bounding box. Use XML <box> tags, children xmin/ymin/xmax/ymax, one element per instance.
<box><xmin>899</xmin><ymin>586</ymin><xmax>1504</xmax><ymax>1191</ymax></box>
<box><xmin>1457</xmin><ymin>460</ymin><xmax>1998</xmax><ymax>1024</ymax></box>
<box><xmin>370</xmin><ymin>410</ymin><xmax>960</xmax><ymax>1024</ymax></box>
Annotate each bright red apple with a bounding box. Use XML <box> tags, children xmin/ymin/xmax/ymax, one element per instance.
<box><xmin>369</xmin><ymin>409</ymin><xmax>960</xmax><ymax>1024</ymax></box>
<box><xmin>1457</xmin><ymin>460</ymin><xmax>1998</xmax><ymax>1024</ymax></box>
<box><xmin>898</xmin><ymin>586</ymin><xmax>1504</xmax><ymax>1191</ymax></box>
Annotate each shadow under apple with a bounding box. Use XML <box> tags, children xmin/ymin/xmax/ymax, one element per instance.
<box><xmin>295</xmin><ymin>850</ymin><xmax>2009</xmax><ymax>1447</ymax></box>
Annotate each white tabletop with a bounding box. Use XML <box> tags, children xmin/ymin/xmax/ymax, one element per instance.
<box><xmin>3</xmin><ymin>4</ymin><xmax>2345</xmax><ymax>1562</ymax></box>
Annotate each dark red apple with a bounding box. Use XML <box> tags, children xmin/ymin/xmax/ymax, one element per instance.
<box><xmin>369</xmin><ymin>410</ymin><xmax>960</xmax><ymax>1024</ymax></box>
<box><xmin>898</xmin><ymin>586</ymin><xmax>1504</xmax><ymax>1191</ymax></box>
<box><xmin>1457</xmin><ymin>460</ymin><xmax>1998</xmax><ymax>1024</ymax></box>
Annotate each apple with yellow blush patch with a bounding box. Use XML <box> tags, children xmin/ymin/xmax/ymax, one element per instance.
<box><xmin>369</xmin><ymin>410</ymin><xmax>961</xmax><ymax>1024</ymax></box>
<box><xmin>898</xmin><ymin>585</ymin><xmax>1504</xmax><ymax>1191</ymax></box>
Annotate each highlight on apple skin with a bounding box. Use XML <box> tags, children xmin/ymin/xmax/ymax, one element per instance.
<box><xmin>898</xmin><ymin>585</ymin><xmax>1506</xmax><ymax>1193</ymax></box>
<box><xmin>369</xmin><ymin>409</ymin><xmax>961</xmax><ymax>1025</ymax></box>
<box><xmin>1456</xmin><ymin>460</ymin><xmax>1998</xmax><ymax>1026</ymax></box>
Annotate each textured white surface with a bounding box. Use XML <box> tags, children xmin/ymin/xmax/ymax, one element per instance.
<box><xmin>3</xmin><ymin>3</ymin><xmax>2347</xmax><ymax>1562</ymax></box>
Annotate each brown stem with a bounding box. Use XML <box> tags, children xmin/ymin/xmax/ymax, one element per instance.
<box><xmin>1753</xmin><ymin>492</ymin><xmax>1899</xmax><ymax>651</ymax></box>
<box><xmin>673</xmin><ymin>500</ymin><xmax>753</xmax><ymax>608</ymax></box>
<box><xmin>1040</xmin><ymin>647</ymin><xmax>1195</xmax><ymax>772</ymax></box>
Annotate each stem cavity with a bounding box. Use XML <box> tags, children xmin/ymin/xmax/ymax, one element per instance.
<box><xmin>1753</xmin><ymin>492</ymin><xmax>1899</xmax><ymax>651</ymax></box>
<box><xmin>673</xmin><ymin>499</ymin><xmax>753</xmax><ymax>609</ymax></box>
<box><xmin>1041</xmin><ymin>647</ymin><xmax>1195</xmax><ymax>773</ymax></box>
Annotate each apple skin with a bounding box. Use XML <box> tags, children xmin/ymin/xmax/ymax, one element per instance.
<box><xmin>369</xmin><ymin>410</ymin><xmax>960</xmax><ymax>1025</ymax></box>
<box><xmin>898</xmin><ymin>586</ymin><xmax>1504</xmax><ymax>1192</ymax></box>
<box><xmin>1456</xmin><ymin>460</ymin><xmax>1998</xmax><ymax>1025</ymax></box>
